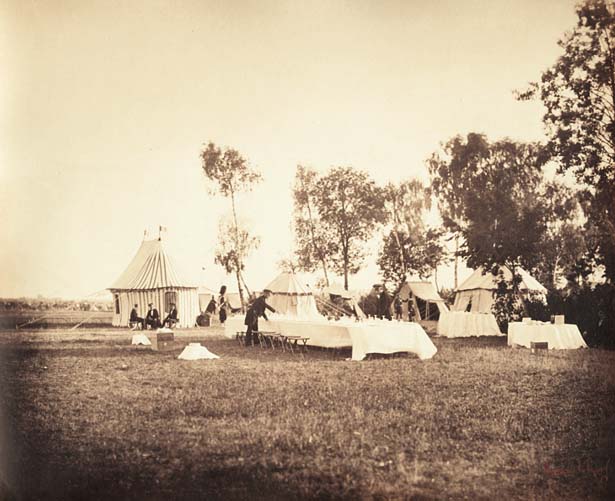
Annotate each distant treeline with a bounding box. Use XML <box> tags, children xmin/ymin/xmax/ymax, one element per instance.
<box><xmin>0</xmin><ymin>298</ymin><xmax>113</xmax><ymax>312</ymax></box>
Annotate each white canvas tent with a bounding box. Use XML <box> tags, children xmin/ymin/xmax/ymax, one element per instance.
<box><xmin>324</xmin><ymin>283</ymin><xmax>366</xmax><ymax>320</ymax></box>
<box><xmin>398</xmin><ymin>281</ymin><xmax>449</xmax><ymax>321</ymax></box>
<box><xmin>452</xmin><ymin>266</ymin><xmax>547</xmax><ymax>313</ymax></box>
<box><xmin>109</xmin><ymin>238</ymin><xmax>199</xmax><ymax>328</ymax></box>
<box><xmin>264</xmin><ymin>272</ymin><xmax>321</xmax><ymax>318</ymax></box>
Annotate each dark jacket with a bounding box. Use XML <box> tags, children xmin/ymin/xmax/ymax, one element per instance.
<box><xmin>244</xmin><ymin>296</ymin><xmax>275</xmax><ymax>326</ymax></box>
<box><xmin>146</xmin><ymin>308</ymin><xmax>160</xmax><ymax>321</ymax></box>
<box><xmin>165</xmin><ymin>307</ymin><xmax>177</xmax><ymax>321</ymax></box>
<box><xmin>130</xmin><ymin>308</ymin><xmax>140</xmax><ymax>321</ymax></box>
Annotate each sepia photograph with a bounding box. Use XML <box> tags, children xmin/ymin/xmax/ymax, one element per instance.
<box><xmin>1</xmin><ymin>0</ymin><xmax>614</xmax><ymax>499</ymax></box>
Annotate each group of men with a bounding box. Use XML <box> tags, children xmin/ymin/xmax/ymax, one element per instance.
<box><xmin>130</xmin><ymin>302</ymin><xmax>178</xmax><ymax>330</ymax></box>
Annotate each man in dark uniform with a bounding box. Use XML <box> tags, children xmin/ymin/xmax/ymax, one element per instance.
<box><xmin>244</xmin><ymin>289</ymin><xmax>276</xmax><ymax>346</ymax></box>
<box><xmin>378</xmin><ymin>286</ymin><xmax>392</xmax><ymax>321</ymax></box>
<box><xmin>145</xmin><ymin>303</ymin><xmax>160</xmax><ymax>329</ymax></box>
<box><xmin>163</xmin><ymin>303</ymin><xmax>178</xmax><ymax>328</ymax></box>
<box><xmin>130</xmin><ymin>304</ymin><xmax>144</xmax><ymax>330</ymax></box>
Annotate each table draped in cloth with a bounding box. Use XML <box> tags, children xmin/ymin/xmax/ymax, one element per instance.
<box><xmin>224</xmin><ymin>315</ymin><xmax>437</xmax><ymax>361</ymax></box>
<box><xmin>507</xmin><ymin>322</ymin><xmax>587</xmax><ymax>349</ymax></box>
<box><xmin>437</xmin><ymin>311</ymin><xmax>502</xmax><ymax>337</ymax></box>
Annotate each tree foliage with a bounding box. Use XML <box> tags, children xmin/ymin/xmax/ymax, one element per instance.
<box><xmin>200</xmin><ymin>142</ymin><xmax>263</xmax><ymax>197</ymax></box>
<box><xmin>200</xmin><ymin>142</ymin><xmax>262</xmax><ymax>310</ymax></box>
<box><xmin>429</xmin><ymin>134</ymin><xmax>549</xmax><ymax>276</ymax></box>
<box><xmin>292</xmin><ymin>166</ymin><xmax>385</xmax><ymax>290</ymax></box>
<box><xmin>214</xmin><ymin>216</ymin><xmax>260</xmax><ymax>276</ymax></box>
<box><xmin>292</xmin><ymin>166</ymin><xmax>335</xmax><ymax>285</ymax></box>
<box><xmin>531</xmin><ymin>181</ymin><xmax>589</xmax><ymax>289</ymax></box>
<box><xmin>517</xmin><ymin>0</ymin><xmax>615</xmax><ymax>283</ymax></box>
<box><xmin>315</xmin><ymin>167</ymin><xmax>386</xmax><ymax>290</ymax></box>
<box><xmin>516</xmin><ymin>0</ymin><xmax>615</xmax><ymax>343</ymax></box>
<box><xmin>378</xmin><ymin>180</ymin><xmax>447</xmax><ymax>290</ymax></box>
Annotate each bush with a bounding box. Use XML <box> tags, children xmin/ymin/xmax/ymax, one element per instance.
<box><xmin>523</xmin><ymin>285</ymin><xmax>615</xmax><ymax>348</ymax></box>
<box><xmin>546</xmin><ymin>284</ymin><xmax>615</xmax><ymax>348</ymax></box>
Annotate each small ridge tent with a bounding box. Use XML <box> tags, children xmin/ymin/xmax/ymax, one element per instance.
<box><xmin>324</xmin><ymin>283</ymin><xmax>366</xmax><ymax>320</ymax></box>
<box><xmin>109</xmin><ymin>238</ymin><xmax>199</xmax><ymax>328</ymax></box>
<box><xmin>264</xmin><ymin>272</ymin><xmax>321</xmax><ymax>318</ymax></box>
<box><xmin>452</xmin><ymin>266</ymin><xmax>547</xmax><ymax>313</ymax></box>
<box><xmin>398</xmin><ymin>281</ymin><xmax>449</xmax><ymax>321</ymax></box>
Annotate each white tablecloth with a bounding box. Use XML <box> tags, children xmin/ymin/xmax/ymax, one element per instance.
<box><xmin>507</xmin><ymin>322</ymin><xmax>587</xmax><ymax>349</ymax></box>
<box><xmin>224</xmin><ymin>315</ymin><xmax>351</xmax><ymax>348</ymax></box>
<box><xmin>347</xmin><ymin>321</ymin><xmax>437</xmax><ymax>361</ymax></box>
<box><xmin>224</xmin><ymin>315</ymin><xmax>437</xmax><ymax>360</ymax></box>
<box><xmin>437</xmin><ymin>311</ymin><xmax>502</xmax><ymax>337</ymax></box>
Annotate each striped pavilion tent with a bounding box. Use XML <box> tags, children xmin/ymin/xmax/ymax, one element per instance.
<box><xmin>109</xmin><ymin>238</ymin><xmax>199</xmax><ymax>328</ymax></box>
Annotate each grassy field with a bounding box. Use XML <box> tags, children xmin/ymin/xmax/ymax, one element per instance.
<box><xmin>0</xmin><ymin>310</ymin><xmax>113</xmax><ymax>330</ymax></box>
<box><xmin>0</xmin><ymin>327</ymin><xmax>613</xmax><ymax>500</ymax></box>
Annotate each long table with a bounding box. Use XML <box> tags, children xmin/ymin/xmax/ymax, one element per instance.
<box><xmin>507</xmin><ymin>322</ymin><xmax>587</xmax><ymax>349</ymax></box>
<box><xmin>224</xmin><ymin>315</ymin><xmax>437</xmax><ymax>361</ymax></box>
<box><xmin>437</xmin><ymin>311</ymin><xmax>502</xmax><ymax>337</ymax></box>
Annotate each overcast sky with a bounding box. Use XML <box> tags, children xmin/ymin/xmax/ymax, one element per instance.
<box><xmin>1</xmin><ymin>0</ymin><xmax>578</xmax><ymax>298</ymax></box>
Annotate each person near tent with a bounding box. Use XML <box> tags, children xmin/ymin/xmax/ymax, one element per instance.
<box><xmin>244</xmin><ymin>289</ymin><xmax>276</xmax><ymax>346</ymax></box>
<box><xmin>407</xmin><ymin>300</ymin><xmax>416</xmax><ymax>322</ymax></box>
<box><xmin>145</xmin><ymin>303</ymin><xmax>160</xmax><ymax>329</ymax></box>
<box><xmin>205</xmin><ymin>297</ymin><xmax>217</xmax><ymax>315</ymax></box>
<box><xmin>218</xmin><ymin>285</ymin><xmax>228</xmax><ymax>324</ymax></box>
<box><xmin>378</xmin><ymin>286</ymin><xmax>392</xmax><ymax>320</ymax></box>
<box><xmin>130</xmin><ymin>304</ymin><xmax>144</xmax><ymax>330</ymax></box>
<box><xmin>163</xmin><ymin>302</ymin><xmax>178</xmax><ymax>328</ymax></box>
<box><xmin>394</xmin><ymin>296</ymin><xmax>403</xmax><ymax>320</ymax></box>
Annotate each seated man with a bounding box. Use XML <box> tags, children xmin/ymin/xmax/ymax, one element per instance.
<box><xmin>163</xmin><ymin>302</ymin><xmax>178</xmax><ymax>328</ymax></box>
<box><xmin>130</xmin><ymin>304</ymin><xmax>144</xmax><ymax>330</ymax></box>
<box><xmin>145</xmin><ymin>303</ymin><xmax>160</xmax><ymax>329</ymax></box>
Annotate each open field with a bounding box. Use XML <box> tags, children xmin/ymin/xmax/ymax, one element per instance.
<box><xmin>1</xmin><ymin>327</ymin><xmax>614</xmax><ymax>500</ymax></box>
<box><xmin>0</xmin><ymin>310</ymin><xmax>113</xmax><ymax>330</ymax></box>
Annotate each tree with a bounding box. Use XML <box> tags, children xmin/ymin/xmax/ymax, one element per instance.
<box><xmin>292</xmin><ymin>166</ymin><xmax>334</xmax><ymax>286</ymax></box>
<box><xmin>313</xmin><ymin>167</ymin><xmax>386</xmax><ymax>290</ymax></box>
<box><xmin>427</xmin><ymin>133</ymin><xmax>493</xmax><ymax>288</ymax></box>
<box><xmin>532</xmin><ymin>181</ymin><xmax>588</xmax><ymax>290</ymax></box>
<box><xmin>200</xmin><ymin>142</ymin><xmax>262</xmax><ymax>310</ymax></box>
<box><xmin>378</xmin><ymin>180</ymin><xmax>447</xmax><ymax>290</ymax></box>
<box><xmin>429</xmin><ymin>134</ymin><xmax>552</xmax><ymax>322</ymax></box>
<box><xmin>214</xmin><ymin>215</ymin><xmax>260</xmax><ymax>299</ymax></box>
<box><xmin>517</xmin><ymin>0</ymin><xmax>615</xmax><ymax>342</ymax></box>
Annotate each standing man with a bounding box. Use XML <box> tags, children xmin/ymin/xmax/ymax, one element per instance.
<box><xmin>130</xmin><ymin>304</ymin><xmax>144</xmax><ymax>330</ymax></box>
<box><xmin>218</xmin><ymin>285</ymin><xmax>228</xmax><ymax>324</ymax></box>
<box><xmin>145</xmin><ymin>303</ymin><xmax>160</xmax><ymax>329</ymax></box>
<box><xmin>378</xmin><ymin>285</ymin><xmax>392</xmax><ymax>321</ymax></box>
<box><xmin>244</xmin><ymin>289</ymin><xmax>276</xmax><ymax>346</ymax></box>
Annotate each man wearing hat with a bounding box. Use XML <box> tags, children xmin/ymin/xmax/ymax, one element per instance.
<box><xmin>244</xmin><ymin>289</ymin><xmax>276</xmax><ymax>346</ymax></box>
<box><xmin>145</xmin><ymin>303</ymin><xmax>160</xmax><ymax>329</ymax></box>
<box><xmin>129</xmin><ymin>304</ymin><xmax>144</xmax><ymax>330</ymax></box>
<box><xmin>163</xmin><ymin>302</ymin><xmax>178</xmax><ymax>328</ymax></box>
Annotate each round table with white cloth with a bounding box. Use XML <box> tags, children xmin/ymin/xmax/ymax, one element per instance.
<box><xmin>507</xmin><ymin>322</ymin><xmax>587</xmax><ymax>349</ymax></box>
<box><xmin>437</xmin><ymin>311</ymin><xmax>502</xmax><ymax>337</ymax></box>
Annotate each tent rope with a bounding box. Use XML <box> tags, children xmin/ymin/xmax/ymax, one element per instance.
<box><xmin>16</xmin><ymin>313</ymin><xmax>54</xmax><ymax>329</ymax></box>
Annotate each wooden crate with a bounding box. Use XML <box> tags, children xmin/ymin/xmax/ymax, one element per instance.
<box><xmin>150</xmin><ymin>331</ymin><xmax>175</xmax><ymax>351</ymax></box>
<box><xmin>530</xmin><ymin>341</ymin><xmax>548</xmax><ymax>353</ymax></box>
